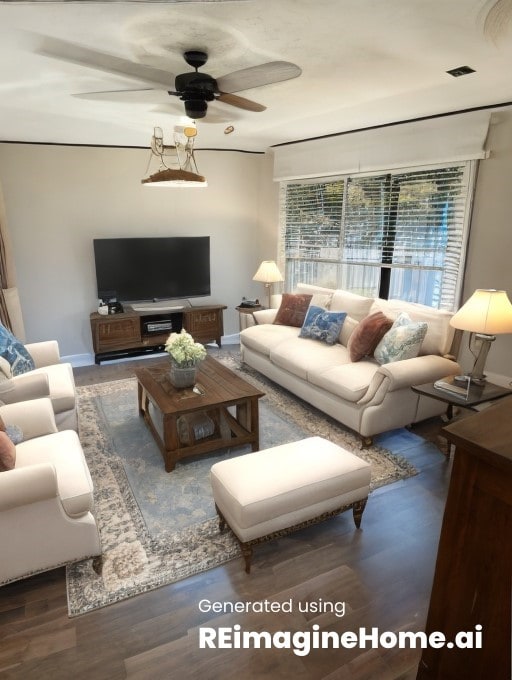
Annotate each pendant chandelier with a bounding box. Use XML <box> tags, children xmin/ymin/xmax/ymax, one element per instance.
<box><xmin>141</xmin><ymin>125</ymin><xmax>207</xmax><ymax>188</ymax></box>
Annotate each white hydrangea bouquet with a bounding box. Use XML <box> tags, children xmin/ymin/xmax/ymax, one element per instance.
<box><xmin>164</xmin><ymin>329</ymin><xmax>207</xmax><ymax>367</ymax></box>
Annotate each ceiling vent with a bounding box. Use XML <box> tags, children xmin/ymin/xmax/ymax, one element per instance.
<box><xmin>446</xmin><ymin>65</ymin><xmax>476</xmax><ymax>77</ymax></box>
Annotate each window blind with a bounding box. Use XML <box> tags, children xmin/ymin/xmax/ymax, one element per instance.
<box><xmin>280</xmin><ymin>162</ymin><xmax>474</xmax><ymax>310</ymax></box>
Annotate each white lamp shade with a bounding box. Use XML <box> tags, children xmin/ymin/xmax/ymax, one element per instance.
<box><xmin>450</xmin><ymin>289</ymin><xmax>512</xmax><ymax>334</ymax></box>
<box><xmin>252</xmin><ymin>260</ymin><xmax>284</xmax><ymax>284</ymax></box>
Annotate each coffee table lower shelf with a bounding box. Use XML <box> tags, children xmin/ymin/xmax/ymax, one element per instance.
<box><xmin>140</xmin><ymin>398</ymin><xmax>260</xmax><ymax>472</ymax></box>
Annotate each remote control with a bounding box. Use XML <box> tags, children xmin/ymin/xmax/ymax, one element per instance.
<box><xmin>434</xmin><ymin>379</ymin><xmax>468</xmax><ymax>397</ymax></box>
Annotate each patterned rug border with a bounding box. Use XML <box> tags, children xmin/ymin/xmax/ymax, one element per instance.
<box><xmin>67</xmin><ymin>358</ymin><xmax>417</xmax><ymax>617</ymax></box>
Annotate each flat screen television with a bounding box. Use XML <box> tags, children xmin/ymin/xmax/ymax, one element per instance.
<box><xmin>93</xmin><ymin>236</ymin><xmax>210</xmax><ymax>302</ymax></box>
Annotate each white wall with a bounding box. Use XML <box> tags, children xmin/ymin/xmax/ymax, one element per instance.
<box><xmin>1</xmin><ymin>111</ymin><xmax>512</xmax><ymax>381</ymax></box>
<box><xmin>0</xmin><ymin>143</ymin><xmax>273</xmax><ymax>361</ymax></box>
<box><xmin>459</xmin><ymin>111</ymin><xmax>512</xmax><ymax>384</ymax></box>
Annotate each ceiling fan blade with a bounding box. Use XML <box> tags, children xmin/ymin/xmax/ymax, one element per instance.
<box><xmin>73</xmin><ymin>88</ymin><xmax>167</xmax><ymax>103</ymax></box>
<box><xmin>216</xmin><ymin>61</ymin><xmax>301</xmax><ymax>94</ymax></box>
<box><xmin>217</xmin><ymin>92</ymin><xmax>266</xmax><ymax>112</ymax></box>
<box><xmin>35</xmin><ymin>35</ymin><xmax>174</xmax><ymax>89</ymax></box>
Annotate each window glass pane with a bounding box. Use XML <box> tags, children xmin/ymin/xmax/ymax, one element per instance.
<box><xmin>389</xmin><ymin>267</ymin><xmax>444</xmax><ymax>306</ymax></box>
<box><xmin>339</xmin><ymin>264</ymin><xmax>380</xmax><ymax>297</ymax></box>
<box><xmin>342</xmin><ymin>176</ymin><xmax>389</xmax><ymax>264</ymax></box>
<box><xmin>284</xmin><ymin>180</ymin><xmax>344</xmax><ymax>262</ymax></box>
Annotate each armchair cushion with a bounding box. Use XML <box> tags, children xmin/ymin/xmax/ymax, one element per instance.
<box><xmin>0</xmin><ymin>431</ymin><xmax>15</xmax><ymax>471</ymax></box>
<box><xmin>0</xmin><ymin>324</ymin><xmax>35</xmax><ymax>376</ymax></box>
<box><xmin>15</xmin><ymin>430</ymin><xmax>94</xmax><ymax>518</ymax></box>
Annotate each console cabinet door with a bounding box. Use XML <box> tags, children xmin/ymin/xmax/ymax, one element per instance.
<box><xmin>91</xmin><ymin>315</ymin><xmax>141</xmax><ymax>353</ymax></box>
<box><xmin>183</xmin><ymin>307</ymin><xmax>225</xmax><ymax>346</ymax></box>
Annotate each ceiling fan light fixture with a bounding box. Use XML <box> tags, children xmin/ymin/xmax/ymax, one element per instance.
<box><xmin>184</xmin><ymin>98</ymin><xmax>208</xmax><ymax>119</ymax></box>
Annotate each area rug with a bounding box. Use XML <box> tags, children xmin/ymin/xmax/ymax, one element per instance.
<box><xmin>66</xmin><ymin>356</ymin><xmax>417</xmax><ymax>617</ymax></box>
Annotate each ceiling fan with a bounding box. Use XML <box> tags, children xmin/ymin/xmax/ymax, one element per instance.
<box><xmin>35</xmin><ymin>36</ymin><xmax>302</xmax><ymax>120</ymax></box>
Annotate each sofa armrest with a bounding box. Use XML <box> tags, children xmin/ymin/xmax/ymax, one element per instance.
<box><xmin>376</xmin><ymin>355</ymin><xmax>461</xmax><ymax>390</ymax></box>
<box><xmin>359</xmin><ymin>355</ymin><xmax>461</xmax><ymax>405</ymax></box>
<box><xmin>25</xmin><ymin>340</ymin><xmax>61</xmax><ymax>367</ymax></box>
<box><xmin>0</xmin><ymin>373</ymin><xmax>50</xmax><ymax>404</ymax></box>
<box><xmin>253</xmin><ymin>309</ymin><xmax>278</xmax><ymax>324</ymax></box>
<box><xmin>0</xmin><ymin>463</ymin><xmax>58</xmax><ymax>511</ymax></box>
<box><xmin>0</xmin><ymin>397</ymin><xmax>59</xmax><ymax>439</ymax></box>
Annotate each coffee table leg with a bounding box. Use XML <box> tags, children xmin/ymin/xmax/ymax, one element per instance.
<box><xmin>236</xmin><ymin>398</ymin><xmax>260</xmax><ymax>452</ymax></box>
<box><xmin>137</xmin><ymin>383</ymin><xmax>145</xmax><ymax>415</ymax></box>
<box><xmin>250</xmin><ymin>397</ymin><xmax>260</xmax><ymax>451</ymax></box>
<box><xmin>163</xmin><ymin>414</ymin><xmax>179</xmax><ymax>473</ymax></box>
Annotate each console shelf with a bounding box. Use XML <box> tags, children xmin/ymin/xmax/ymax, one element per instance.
<box><xmin>90</xmin><ymin>304</ymin><xmax>226</xmax><ymax>363</ymax></box>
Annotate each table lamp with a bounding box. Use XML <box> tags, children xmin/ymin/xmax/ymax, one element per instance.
<box><xmin>252</xmin><ymin>260</ymin><xmax>284</xmax><ymax>308</ymax></box>
<box><xmin>449</xmin><ymin>289</ymin><xmax>512</xmax><ymax>384</ymax></box>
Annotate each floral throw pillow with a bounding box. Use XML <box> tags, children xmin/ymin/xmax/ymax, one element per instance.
<box><xmin>273</xmin><ymin>293</ymin><xmax>313</xmax><ymax>327</ymax></box>
<box><xmin>0</xmin><ymin>324</ymin><xmax>35</xmax><ymax>376</ymax></box>
<box><xmin>299</xmin><ymin>306</ymin><xmax>347</xmax><ymax>345</ymax></box>
<box><xmin>374</xmin><ymin>312</ymin><xmax>428</xmax><ymax>364</ymax></box>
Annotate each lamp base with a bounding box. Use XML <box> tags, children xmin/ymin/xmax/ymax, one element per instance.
<box><xmin>467</xmin><ymin>333</ymin><xmax>496</xmax><ymax>385</ymax></box>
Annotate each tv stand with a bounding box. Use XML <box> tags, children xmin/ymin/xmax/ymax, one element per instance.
<box><xmin>90</xmin><ymin>304</ymin><xmax>227</xmax><ymax>364</ymax></box>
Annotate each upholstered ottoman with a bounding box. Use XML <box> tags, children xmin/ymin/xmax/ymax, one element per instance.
<box><xmin>210</xmin><ymin>436</ymin><xmax>371</xmax><ymax>573</ymax></box>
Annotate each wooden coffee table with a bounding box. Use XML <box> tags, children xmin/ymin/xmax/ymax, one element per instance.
<box><xmin>135</xmin><ymin>356</ymin><xmax>265</xmax><ymax>472</ymax></box>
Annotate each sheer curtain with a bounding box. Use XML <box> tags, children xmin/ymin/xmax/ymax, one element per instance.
<box><xmin>0</xmin><ymin>181</ymin><xmax>21</xmax><ymax>335</ymax></box>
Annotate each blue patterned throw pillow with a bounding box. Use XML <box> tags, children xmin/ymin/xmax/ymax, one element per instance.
<box><xmin>0</xmin><ymin>324</ymin><xmax>35</xmax><ymax>376</ymax></box>
<box><xmin>299</xmin><ymin>306</ymin><xmax>347</xmax><ymax>345</ymax></box>
<box><xmin>373</xmin><ymin>312</ymin><xmax>427</xmax><ymax>364</ymax></box>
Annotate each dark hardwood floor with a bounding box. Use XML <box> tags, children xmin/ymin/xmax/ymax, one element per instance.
<box><xmin>0</xmin><ymin>350</ymin><xmax>453</xmax><ymax>679</ymax></box>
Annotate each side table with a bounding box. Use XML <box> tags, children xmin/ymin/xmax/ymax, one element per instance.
<box><xmin>236</xmin><ymin>304</ymin><xmax>265</xmax><ymax>331</ymax></box>
<box><xmin>412</xmin><ymin>377</ymin><xmax>512</xmax><ymax>453</ymax></box>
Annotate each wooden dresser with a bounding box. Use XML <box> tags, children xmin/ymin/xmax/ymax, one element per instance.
<box><xmin>417</xmin><ymin>396</ymin><xmax>512</xmax><ymax>679</ymax></box>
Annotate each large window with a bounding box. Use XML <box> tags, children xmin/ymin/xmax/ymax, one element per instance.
<box><xmin>280</xmin><ymin>162</ymin><xmax>475</xmax><ymax>310</ymax></box>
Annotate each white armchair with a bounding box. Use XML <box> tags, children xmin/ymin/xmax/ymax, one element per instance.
<box><xmin>0</xmin><ymin>339</ymin><xmax>77</xmax><ymax>431</ymax></box>
<box><xmin>0</xmin><ymin>398</ymin><xmax>101</xmax><ymax>586</ymax></box>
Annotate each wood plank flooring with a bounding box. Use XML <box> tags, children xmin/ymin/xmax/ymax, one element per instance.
<box><xmin>0</xmin><ymin>350</ymin><xmax>452</xmax><ymax>679</ymax></box>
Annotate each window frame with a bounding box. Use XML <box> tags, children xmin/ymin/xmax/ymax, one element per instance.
<box><xmin>278</xmin><ymin>160</ymin><xmax>477</xmax><ymax>310</ymax></box>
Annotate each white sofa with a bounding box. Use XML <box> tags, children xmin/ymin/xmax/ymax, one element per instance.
<box><xmin>0</xmin><ymin>339</ymin><xmax>77</xmax><ymax>431</ymax></box>
<box><xmin>240</xmin><ymin>284</ymin><xmax>461</xmax><ymax>443</ymax></box>
<box><xmin>0</xmin><ymin>398</ymin><xmax>101</xmax><ymax>585</ymax></box>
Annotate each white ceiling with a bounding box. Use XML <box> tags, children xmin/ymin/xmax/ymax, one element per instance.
<box><xmin>0</xmin><ymin>0</ymin><xmax>511</xmax><ymax>152</ymax></box>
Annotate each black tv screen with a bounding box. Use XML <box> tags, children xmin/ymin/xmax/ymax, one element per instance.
<box><xmin>93</xmin><ymin>236</ymin><xmax>210</xmax><ymax>302</ymax></box>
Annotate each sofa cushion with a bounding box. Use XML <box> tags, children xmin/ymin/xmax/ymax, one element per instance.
<box><xmin>274</xmin><ymin>293</ymin><xmax>313</xmax><ymax>327</ymax></box>
<box><xmin>299</xmin><ymin>306</ymin><xmax>347</xmax><ymax>345</ymax></box>
<box><xmin>15</xmin><ymin>430</ymin><xmax>94</xmax><ymax>517</ymax></box>
<box><xmin>370</xmin><ymin>299</ymin><xmax>454</xmax><ymax>356</ymax></box>
<box><xmin>339</xmin><ymin>315</ymin><xmax>359</xmax><ymax>347</ymax></box>
<box><xmin>0</xmin><ymin>431</ymin><xmax>15</xmax><ymax>471</ymax></box>
<box><xmin>0</xmin><ymin>325</ymin><xmax>35</xmax><ymax>377</ymax></box>
<box><xmin>329</xmin><ymin>290</ymin><xmax>375</xmax><ymax>321</ymax></box>
<box><xmin>296</xmin><ymin>283</ymin><xmax>335</xmax><ymax>296</ymax></box>
<box><xmin>240</xmin><ymin>324</ymin><xmax>299</xmax><ymax>357</ymax></box>
<box><xmin>309</xmin><ymin>360</ymin><xmax>380</xmax><ymax>402</ymax></box>
<box><xmin>348</xmin><ymin>311</ymin><xmax>393</xmax><ymax>361</ymax></box>
<box><xmin>374</xmin><ymin>312</ymin><xmax>428</xmax><ymax>364</ymax></box>
<box><xmin>270</xmin><ymin>336</ymin><xmax>351</xmax><ymax>381</ymax></box>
